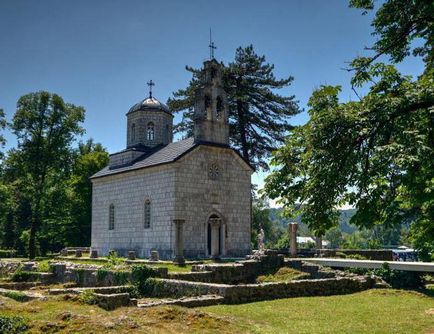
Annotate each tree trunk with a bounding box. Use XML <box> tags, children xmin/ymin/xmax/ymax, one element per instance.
<box><xmin>28</xmin><ymin>219</ymin><xmax>38</xmax><ymax>259</ymax></box>
<box><xmin>236</xmin><ymin>99</ymin><xmax>250</xmax><ymax>164</ymax></box>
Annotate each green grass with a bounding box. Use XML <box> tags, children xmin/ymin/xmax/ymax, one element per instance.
<box><xmin>1</xmin><ymin>290</ymin><xmax>28</xmax><ymax>302</ymax></box>
<box><xmin>0</xmin><ymin>289</ymin><xmax>433</xmax><ymax>333</ymax></box>
<box><xmin>150</xmin><ymin>263</ymin><xmax>193</xmax><ymax>273</ymax></box>
<box><xmin>203</xmin><ymin>289</ymin><xmax>434</xmax><ymax>334</ymax></box>
<box><xmin>256</xmin><ymin>267</ymin><xmax>310</xmax><ymax>283</ymax></box>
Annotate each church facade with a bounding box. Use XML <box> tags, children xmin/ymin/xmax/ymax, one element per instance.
<box><xmin>90</xmin><ymin>60</ymin><xmax>253</xmax><ymax>260</ymax></box>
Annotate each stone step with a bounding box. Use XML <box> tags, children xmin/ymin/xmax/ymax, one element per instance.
<box><xmin>137</xmin><ymin>294</ymin><xmax>224</xmax><ymax>308</ymax></box>
<box><xmin>48</xmin><ymin>285</ymin><xmax>132</xmax><ymax>295</ymax></box>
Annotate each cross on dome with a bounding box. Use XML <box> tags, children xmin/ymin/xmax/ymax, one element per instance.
<box><xmin>147</xmin><ymin>80</ymin><xmax>155</xmax><ymax>98</ymax></box>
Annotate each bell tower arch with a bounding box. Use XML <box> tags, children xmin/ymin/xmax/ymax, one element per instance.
<box><xmin>194</xmin><ymin>60</ymin><xmax>229</xmax><ymax>145</ymax></box>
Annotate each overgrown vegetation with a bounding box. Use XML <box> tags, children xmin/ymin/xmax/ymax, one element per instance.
<box><xmin>256</xmin><ymin>267</ymin><xmax>310</xmax><ymax>283</ymax></box>
<box><xmin>0</xmin><ymin>315</ymin><xmax>28</xmax><ymax>334</ymax></box>
<box><xmin>0</xmin><ymin>249</ymin><xmax>16</xmax><ymax>258</ymax></box>
<box><xmin>346</xmin><ymin>262</ymin><xmax>426</xmax><ymax>289</ymax></box>
<box><xmin>79</xmin><ymin>289</ymin><xmax>97</xmax><ymax>305</ymax></box>
<box><xmin>11</xmin><ymin>268</ymin><xmax>35</xmax><ymax>283</ymax></box>
<box><xmin>131</xmin><ymin>264</ymin><xmax>157</xmax><ymax>296</ymax></box>
<box><xmin>2</xmin><ymin>290</ymin><xmax>28</xmax><ymax>302</ymax></box>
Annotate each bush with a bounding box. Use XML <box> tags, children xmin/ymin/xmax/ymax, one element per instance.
<box><xmin>11</xmin><ymin>269</ymin><xmax>34</xmax><ymax>283</ymax></box>
<box><xmin>79</xmin><ymin>289</ymin><xmax>97</xmax><ymax>305</ymax></box>
<box><xmin>107</xmin><ymin>250</ymin><xmax>123</xmax><ymax>266</ymax></box>
<box><xmin>2</xmin><ymin>291</ymin><xmax>28</xmax><ymax>302</ymax></box>
<box><xmin>374</xmin><ymin>263</ymin><xmax>425</xmax><ymax>290</ymax></box>
<box><xmin>96</xmin><ymin>268</ymin><xmax>109</xmax><ymax>283</ymax></box>
<box><xmin>131</xmin><ymin>265</ymin><xmax>156</xmax><ymax>296</ymax></box>
<box><xmin>74</xmin><ymin>268</ymin><xmax>85</xmax><ymax>286</ymax></box>
<box><xmin>37</xmin><ymin>260</ymin><xmax>51</xmax><ymax>273</ymax></box>
<box><xmin>0</xmin><ymin>315</ymin><xmax>28</xmax><ymax>334</ymax></box>
<box><xmin>113</xmin><ymin>271</ymin><xmax>129</xmax><ymax>285</ymax></box>
<box><xmin>0</xmin><ymin>250</ymin><xmax>16</xmax><ymax>258</ymax></box>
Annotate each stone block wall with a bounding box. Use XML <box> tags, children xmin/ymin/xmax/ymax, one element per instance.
<box><xmin>174</xmin><ymin>145</ymin><xmax>252</xmax><ymax>258</ymax></box>
<box><xmin>150</xmin><ymin>275</ymin><xmax>375</xmax><ymax>304</ymax></box>
<box><xmin>91</xmin><ymin>164</ymin><xmax>176</xmax><ymax>259</ymax></box>
<box><xmin>50</xmin><ymin>263</ymin><xmax>168</xmax><ymax>287</ymax></box>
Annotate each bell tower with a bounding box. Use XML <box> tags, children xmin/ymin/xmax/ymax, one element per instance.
<box><xmin>194</xmin><ymin>59</ymin><xmax>229</xmax><ymax>146</ymax></box>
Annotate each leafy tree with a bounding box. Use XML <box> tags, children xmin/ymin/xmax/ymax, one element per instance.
<box><xmin>9</xmin><ymin>91</ymin><xmax>85</xmax><ymax>258</ymax></box>
<box><xmin>66</xmin><ymin>139</ymin><xmax>109</xmax><ymax>246</ymax></box>
<box><xmin>349</xmin><ymin>0</ymin><xmax>434</xmax><ymax>70</ymax></box>
<box><xmin>168</xmin><ymin>45</ymin><xmax>300</xmax><ymax>170</ymax></box>
<box><xmin>325</xmin><ymin>227</ymin><xmax>344</xmax><ymax>249</ymax></box>
<box><xmin>264</xmin><ymin>0</ymin><xmax>434</xmax><ymax>257</ymax></box>
<box><xmin>0</xmin><ymin>183</ymin><xmax>14</xmax><ymax>249</ymax></box>
<box><xmin>0</xmin><ymin>108</ymin><xmax>6</xmax><ymax>158</ymax></box>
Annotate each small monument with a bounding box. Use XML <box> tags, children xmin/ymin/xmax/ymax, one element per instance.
<box><xmin>150</xmin><ymin>250</ymin><xmax>159</xmax><ymax>261</ymax></box>
<box><xmin>257</xmin><ymin>227</ymin><xmax>265</xmax><ymax>252</ymax></box>
<box><xmin>128</xmin><ymin>251</ymin><xmax>136</xmax><ymax>260</ymax></box>
<box><xmin>90</xmin><ymin>249</ymin><xmax>98</xmax><ymax>258</ymax></box>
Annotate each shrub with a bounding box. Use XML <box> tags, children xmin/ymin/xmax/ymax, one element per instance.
<box><xmin>37</xmin><ymin>260</ymin><xmax>51</xmax><ymax>273</ymax></box>
<box><xmin>113</xmin><ymin>271</ymin><xmax>129</xmax><ymax>285</ymax></box>
<box><xmin>374</xmin><ymin>263</ymin><xmax>425</xmax><ymax>290</ymax></box>
<box><xmin>0</xmin><ymin>315</ymin><xmax>28</xmax><ymax>334</ymax></box>
<box><xmin>79</xmin><ymin>289</ymin><xmax>97</xmax><ymax>305</ymax></box>
<box><xmin>74</xmin><ymin>268</ymin><xmax>85</xmax><ymax>286</ymax></box>
<box><xmin>107</xmin><ymin>250</ymin><xmax>123</xmax><ymax>266</ymax></box>
<box><xmin>11</xmin><ymin>269</ymin><xmax>34</xmax><ymax>283</ymax></box>
<box><xmin>96</xmin><ymin>268</ymin><xmax>109</xmax><ymax>283</ymax></box>
<box><xmin>0</xmin><ymin>250</ymin><xmax>16</xmax><ymax>258</ymax></box>
<box><xmin>131</xmin><ymin>264</ymin><xmax>157</xmax><ymax>296</ymax></box>
<box><xmin>2</xmin><ymin>291</ymin><xmax>28</xmax><ymax>302</ymax></box>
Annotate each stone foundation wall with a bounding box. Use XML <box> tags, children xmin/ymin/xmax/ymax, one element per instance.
<box><xmin>50</xmin><ymin>263</ymin><xmax>168</xmax><ymax>287</ymax></box>
<box><xmin>150</xmin><ymin>276</ymin><xmax>375</xmax><ymax>304</ymax></box>
<box><xmin>296</xmin><ymin>249</ymin><xmax>394</xmax><ymax>261</ymax></box>
<box><xmin>187</xmin><ymin>251</ymin><xmax>285</xmax><ymax>284</ymax></box>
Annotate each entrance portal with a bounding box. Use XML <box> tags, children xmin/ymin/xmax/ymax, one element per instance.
<box><xmin>207</xmin><ymin>214</ymin><xmax>222</xmax><ymax>258</ymax></box>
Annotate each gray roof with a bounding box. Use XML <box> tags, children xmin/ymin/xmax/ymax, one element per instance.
<box><xmin>91</xmin><ymin>137</ymin><xmax>254</xmax><ymax>179</ymax></box>
<box><xmin>91</xmin><ymin>137</ymin><xmax>196</xmax><ymax>179</ymax></box>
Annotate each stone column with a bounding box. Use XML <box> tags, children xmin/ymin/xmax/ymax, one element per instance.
<box><xmin>210</xmin><ymin>218</ymin><xmax>221</xmax><ymax>260</ymax></box>
<box><xmin>173</xmin><ymin>219</ymin><xmax>185</xmax><ymax>264</ymax></box>
<box><xmin>315</xmin><ymin>237</ymin><xmax>323</xmax><ymax>257</ymax></box>
<box><xmin>289</xmin><ymin>223</ymin><xmax>298</xmax><ymax>257</ymax></box>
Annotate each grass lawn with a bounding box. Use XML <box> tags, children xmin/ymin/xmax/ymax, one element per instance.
<box><xmin>1</xmin><ymin>289</ymin><xmax>433</xmax><ymax>333</ymax></box>
<box><xmin>203</xmin><ymin>289</ymin><xmax>434</xmax><ymax>334</ymax></box>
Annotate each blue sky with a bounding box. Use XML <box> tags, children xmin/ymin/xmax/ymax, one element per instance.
<box><xmin>0</xmin><ymin>0</ymin><xmax>424</xmax><ymax>190</ymax></box>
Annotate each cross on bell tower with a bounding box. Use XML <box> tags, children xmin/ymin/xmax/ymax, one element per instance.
<box><xmin>209</xmin><ymin>29</ymin><xmax>217</xmax><ymax>60</ymax></box>
<box><xmin>147</xmin><ymin>80</ymin><xmax>155</xmax><ymax>98</ymax></box>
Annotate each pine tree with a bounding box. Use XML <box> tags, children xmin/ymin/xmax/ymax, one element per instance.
<box><xmin>168</xmin><ymin>45</ymin><xmax>300</xmax><ymax>170</ymax></box>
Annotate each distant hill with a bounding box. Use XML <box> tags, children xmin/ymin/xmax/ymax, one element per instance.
<box><xmin>268</xmin><ymin>207</ymin><xmax>358</xmax><ymax>235</ymax></box>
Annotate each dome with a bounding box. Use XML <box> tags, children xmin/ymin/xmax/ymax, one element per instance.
<box><xmin>127</xmin><ymin>97</ymin><xmax>171</xmax><ymax>115</ymax></box>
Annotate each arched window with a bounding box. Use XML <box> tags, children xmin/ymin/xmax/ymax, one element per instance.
<box><xmin>216</xmin><ymin>96</ymin><xmax>223</xmax><ymax>119</ymax></box>
<box><xmin>108</xmin><ymin>204</ymin><xmax>115</xmax><ymax>230</ymax></box>
<box><xmin>144</xmin><ymin>199</ymin><xmax>151</xmax><ymax>229</ymax></box>
<box><xmin>147</xmin><ymin>122</ymin><xmax>155</xmax><ymax>141</ymax></box>
<box><xmin>204</xmin><ymin>95</ymin><xmax>211</xmax><ymax>109</ymax></box>
<box><xmin>131</xmin><ymin>123</ymin><xmax>136</xmax><ymax>142</ymax></box>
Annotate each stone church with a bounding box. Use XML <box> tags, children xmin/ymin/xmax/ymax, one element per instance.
<box><xmin>90</xmin><ymin>59</ymin><xmax>253</xmax><ymax>260</ymax></box>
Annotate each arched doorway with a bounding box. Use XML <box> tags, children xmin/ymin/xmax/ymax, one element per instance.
<box><xmin>207</xmin><ymin>214</ymin><xmax>222</xmax><ymax>258</ymax></box>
